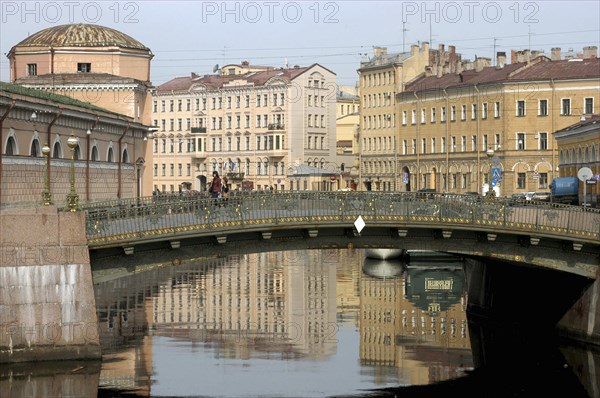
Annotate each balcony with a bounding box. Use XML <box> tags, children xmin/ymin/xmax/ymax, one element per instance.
<box><xmin>192</xmin><ymin>149</ymin><xmax>208</xmax><ymax>159</ymax></box>
<box><xmin>267</xmin><ymin>123</ymin><xmax>285</xmax><ymax>131</ymax></box>
<box><xmin>191</xmin><ymin>127</ymin><xmax>207</xmax><ymax>134</ymax></box>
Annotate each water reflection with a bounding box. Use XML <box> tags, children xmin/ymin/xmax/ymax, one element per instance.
<box><xmin>90</xmin><ymin>249</ymin><xmax>473</xmax><ymax>397</ymax></box>
<box><xmin>1</xmin><ymin>249</ymin><xmax>597</xmax><ymax>397</ymax></box>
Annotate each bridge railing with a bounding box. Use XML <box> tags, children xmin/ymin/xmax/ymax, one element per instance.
<box><xmin>82</xmin><ymin>192</ymin><xmax>600</xmax><ymax>247</ymax></box>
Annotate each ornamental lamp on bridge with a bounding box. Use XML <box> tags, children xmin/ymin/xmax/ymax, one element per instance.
<box><xmin>66</xmin><ymin>134</ymin><xmax>80</xmax><ymax>212</ymax></box>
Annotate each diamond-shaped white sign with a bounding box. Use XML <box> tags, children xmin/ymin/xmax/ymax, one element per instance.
<box><xmin>354</xmin><ymin>215</ymin><xmax>365</xmax><ymax>234</ymax></box>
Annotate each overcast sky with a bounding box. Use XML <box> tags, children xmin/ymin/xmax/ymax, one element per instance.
<box><xmin>1</xmin><ymin>1</ymin><xmax>599</xmax><ymax>86</ymax></box>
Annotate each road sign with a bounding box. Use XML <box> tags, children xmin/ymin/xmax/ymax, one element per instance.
<box><xmin>578</xmin><ymin>167</ymin><xmax>593</xmax><ymax>182</ymax></box>
<box><xmin>533</xmin><ymin>171</ymin><xmax>540</xmax><ymax>180</ymax></box>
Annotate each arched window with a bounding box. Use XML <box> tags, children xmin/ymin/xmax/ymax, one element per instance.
<box><xmin>30</xmin><ymin>139</ymin><xmax>40</xmax><ymax>157</ymax></box>
<box><xmin>91</xmin><ymin>146</ymin><xmax>99</xmax><ymax>161</ymax></box>
<box><xmin>5</xmin><ymin>136</ymin><xmax>16</xmax><ymax>155</ymax></box>
<box><xmin>122</xmin><ymin>149</ymin><xmax>129</xmax><ymax>163</ymax></box>
<box><xmin>52</xmin><ymin>142</ymin><xmax>62</xmax><ymax>158</ymax></box>
<box><xmin>107</xmin><ymin>147</ymin><xmax>114</xmax><ymax>162</ymax></box>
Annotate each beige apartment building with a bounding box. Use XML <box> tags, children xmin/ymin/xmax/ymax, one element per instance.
<box><xmin>152</xmin><ymin>62</ymin><xmax>337</xmax><ymax>192</ymax></box>
<box><xmin>357</xmin><ymin>42</ymin><xmax>463</xmax><ymax>191</ymax></box>
<box><xmin>393</xmin><ymin>48</ymin><xmax>599</xmax><ymax>197</ymax></box>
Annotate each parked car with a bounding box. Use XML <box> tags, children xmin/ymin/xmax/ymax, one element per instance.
<box><xmin>530</xmin><ymin>192</ymin><xmax>551</xmax><ymax>202</ymax></box>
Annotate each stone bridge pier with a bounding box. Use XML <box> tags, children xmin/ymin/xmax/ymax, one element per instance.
<box><xmin>0</xmin><ymin>206</ymin><xmax>100</xmax><ymax>363</ymax></box>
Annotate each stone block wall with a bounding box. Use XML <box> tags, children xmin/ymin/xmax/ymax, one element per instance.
<box><xmin>0</xmin><ymin>206</ymin><xmax>100</xmax><ymax>363</ymax></box>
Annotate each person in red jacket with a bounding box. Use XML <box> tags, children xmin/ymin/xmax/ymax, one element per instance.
<box><xmin>209</xmin><ymin>170</ymin><xmax>222</xmax><ymax>199</ymax></box>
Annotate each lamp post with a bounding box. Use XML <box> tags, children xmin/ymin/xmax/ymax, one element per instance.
<box><xmin>486</xmin><ymin>148</ymin><xmax>495</xmax><ymax>197</ymax></box>
<box><xmin>41</xmin><ymin>143</ymin><xmax>52</xmax><ymax>205</ymax></box>
<box><xmin>66</xmin><ymin>134</ymin><xmax>80</xmax><ymax>211</ymax></box>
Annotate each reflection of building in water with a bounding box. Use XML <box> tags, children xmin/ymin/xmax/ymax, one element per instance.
<box><xmin>359</xmin><ymin>258</ymin><xmax>470</xmax><ymax>384</ymax></box>
<box><xmin>145</xmin><ymin>250</ymin><xmax>336</xmax><ymax>357</ymax></box>
<box><xmin>333</xmin><ymin>248</ymin><xmax>361</xmax><ymax>312</ymax></box>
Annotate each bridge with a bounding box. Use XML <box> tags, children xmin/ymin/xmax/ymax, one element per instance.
<box><xmin>84</xmin><ymin>191</ymin><xmax>600</xmax><ymax>278</ymax></box>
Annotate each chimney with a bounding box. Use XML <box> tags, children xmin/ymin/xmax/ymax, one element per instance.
<box><xmin>373</xmin><ymin>46</ymin><xmax>387</xmax><ymax>58</ymax></box>
<box><xmin>438</xmin><ymin>44</ymin><xmax>445</xmax><ymax>52</ymax></box>
<box><xmin>583</xmin><ymin>46</ymin><xmax>598</xmax><ymax>59</ymax></box>
<box><xmin>449</xmin><ymin>45</ymin><xmax>456</xmax><ymax>53</ymax></box>
<box><xmin>422</xmin><ymin>41</ymin><xmax>430</xmax><ymax>53</ymax></box>
<box><xmin>424</xmin><ymin>66</ymin><xmax>434</xmax><ymax>77</ymax></box>
<box><xmin>411</xmin><ymin>44</ymin><xmax>419</xmax><ymax>56</ymax></box>
<box><xmin>551</xmin><ymin>47</ymin><xmax>561</xmax><ymax>61</ymax></box>
<box><xmin>474</xmin><ymin>57</ymin><xmax>490</xmax><ymax>72</ymax></box>
<box><xmin>496</xmin><ymin>52</ymin><xmax>507</xmax><ymax>68</ymax></box>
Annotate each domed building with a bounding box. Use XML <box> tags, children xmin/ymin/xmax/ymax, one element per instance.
<box><xmin>1</xmin><ymin>24</ymin><xmax>156</xmax><ymax>205</ymax></box>
<box><xmin>7</xmin><ymin>23</ymin><xmax>154</xmax><ymax>124</ymax></box>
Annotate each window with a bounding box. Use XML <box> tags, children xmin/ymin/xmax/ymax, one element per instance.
<box><xmin>471</xmin><ymin>135</ymin><xmax>477</xmax><ymax>151</ymax></box>
<box><xmin>561</xmin><ymin>98</ymin><xmax>571</xmax><ymax>115</ymax></box>
<box><xmin>441</xmin><ymin>106</ymin><xmax>446</xmax><ymax>122</ymax></box>
<box><xmin>461</xmin><ymin>136</ymin><xmax>466</xmax><ymax>152</ymax></box>
<box><xmin>431</xmin><ymin>137</ymin><xmax>436</xmax><ymax>153</ymax></box>
<box><xmin>161</xmin><ymin>100</ymin><xmax>165</xmax><ymax>112</ymax></box>
<box><xmin>539</xmin><ymin>173</ymin><xmax>548</xmax><ymax>189</ymax></box>
<box><xmin>27</xmin><ymin>63</ymin><xmax>37</xmax><ymax>76</ymax></box>
<box><xmin>170</xmin><ymin>100</ymin><xmax>174</xmax><ymax>112</ymax></box>
<box><xmin>402</xmin><ymin>110</ymin><xmax>407</xmax><ymax>125</ymax></box>
<box><xmin>411</xmin><ymin>109</ymin><xmax>416</xmax><ymax>124</ymax></box>
<box><xmin>517</xmin><ymin>133</ymin><xmax>525</xmax><ymax>150</ymax></box>
<box><xmin>471</xmin><ymin>103</ymin><xmax>477</xmax><ymax>120</ymax></box>
<box><xmin>450</xmin><ymin>105</ymin><xmax>456</xmax><ymax>121</ymax></box>
<box><xmin>153</xmin><ymin>101</ymin><xmax>157</xmax><ymax>113</ymax></box>
<box><xmin>77</xmin><ymin>63</ymin><xmax>91</xmax><ymax>73</ymax></box>
<box><xmin>161</xmin><ymin>164</ymin><xmax>166</xmax><ymax>176</ymax></box>
<box><xmin>517</xmin><ymin>172</ymin><xmax>526</xmax><ymax>189</ymax></box>
<box><xmin>539</xmin><ymin>132</ymin><xmax>548</xmax><ymax>150</ymax></box>
<box><xmin>451</xmin><ymin>136</ymin><xmax>456</xmax><ymax>152</ymax></box>
<box><xmin>585</xmin><ymin>98</ymin><xmax>594</xmax><ymax>114</ymax></box>
<box><xmin>517</xmin><ymin>100</ymin><xmax>525</xmax><ymax>116</ymax></box>
<box><xmin>482</xmin><ymin>103</ymin><xmax>488</xmax><ymax>119</ymax></box>
<box><xmin>494</xmin><ymin>102</ymin><xmax>500</xmax><ymax>118</ymax></box>
<box><xmin>178</xmin><ymin>100</ymin><xmax>182</xmax><ymax>111</ymax></box>
<box><xmin>539</xmin><ymin>99</ymin><xmax>548</xmax><ymax>116</ymax></box>
<box><xmin>461</xmin><ymin>105</ymin><xmax>466</xmax><ymax>121</ymax></box>
<box><xmin>430</xmin><ymin>108</ymin><xmax>436</xmax><ymax>123</ymax></box>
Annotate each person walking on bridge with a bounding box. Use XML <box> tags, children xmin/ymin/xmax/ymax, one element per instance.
<box><xmin>209</xmin><ymin>171</ymin><xmax>222</xmax><ymax>200</ymax></box>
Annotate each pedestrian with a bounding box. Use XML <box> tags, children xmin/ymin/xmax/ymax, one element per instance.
<box><xmin>209</xmin><ymin>170</ymin><xmax>222</xmax><ymax>201</ymax></box>
<box><xmin>221</xmin><ymin>177</ymin><xmax>230</xmax><ymax>205</ymax></box>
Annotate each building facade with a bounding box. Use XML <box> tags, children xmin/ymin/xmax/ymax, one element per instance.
<box><xmin>357</xmin><ymin>43</ymin><xmax>463</xmax><ymax>191</ymax></box>
<box><xmin>335</xmin><ymin>86</ymin><xmax>360</xmax><ymax>189</ymax></box>
<box><xmin>392</xmin><ymin>49</ymin><xmax>599</xmax><ymax>197</ymax></box>
<box><xmin>151</xmin><ymin>63</ymin><xmax>337</xmax><ymax>192</ymax></box>
<box><xmin>554</xmin><ymin>114</ymin><xmax>600</xmax><ymax>206</ymax></box>
<box><xmin>0</xmin><ymin>82</ymin><xmax>151</xmax><ymax>207</ymax></box>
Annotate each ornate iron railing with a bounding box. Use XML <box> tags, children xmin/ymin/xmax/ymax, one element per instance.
<box><xmin>82</xmin><ymin>192</ymin><xmax>600</xmax><ymax>248</ymax></box>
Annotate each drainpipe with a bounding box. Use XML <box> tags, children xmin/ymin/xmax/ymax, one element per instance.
<box><xmin>0</xmin><ymin>100</ymin><xmax>16</xmax><ymax>206</ymax></box>
<box><xmin>46</xmin><ymin>109</ymin><xmax>63</xmax><ymax>197</ymax></box>
<box><xmin>550</xmin><ymin>78</ymin><xmax>556</xmax><ymax>180</ymax></box>
<box><xmin>86</xmin><ymin>116</ymin><xmax>100</xmax><ymax>201</ymax></box>
<box><xmin>474</xmin><ymin>84</ymin><xmax>481</xmax><ymax>193</ymax></box>
<box><xmin>117</xmin><ymin>122</ymin><xmax>131</xmax><ymax>199</ymax></box>
<box><xmin>414</xmin><ymin>91</ymin><xmax>420</xmax><ymax>190</ymax></box>
<box><xmin>443</xmin><ymin>88</ymin><xmax>450</xmax><ymax>192</ymax></box>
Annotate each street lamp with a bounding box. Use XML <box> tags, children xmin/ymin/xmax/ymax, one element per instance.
<box><xmin>66</xmin><ymin>134</ymin><xmax>80</xmax><ymax>211</ymax></box>
<box><xmin>486</xmin><ymin>147</ymin><xmax>495</xmax><ymax>197</ymax></box>
<box><xmin>41</xmin><ymin>143</ymin><xmax>52</xmax><ymax>205</ymax></box>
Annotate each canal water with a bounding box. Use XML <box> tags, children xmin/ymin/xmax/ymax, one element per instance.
<box><xmin>1</xmin><ymin>248</ymin><xmax>597</xmax><ymax>397</ymax></box>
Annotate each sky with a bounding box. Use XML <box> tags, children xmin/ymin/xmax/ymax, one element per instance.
<box><xmin>1</xmin><ymin>0</ymin><xmax>599</xmax><ymax>87</ymax></box>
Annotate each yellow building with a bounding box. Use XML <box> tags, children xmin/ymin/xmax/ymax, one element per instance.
<box><xmin>393</xmin><ymin>49</ymin><xmax>600</xmax><ymax>196</ymax></box>
<box><xmin>554</xmin><ymin>114</ymin><xmax>600</xmax><ymax>206</ymax></box>
<box><xmin>336</xmin><ymin>86</ymin><xmax>360</xmax><ymax>189</ymax></box>
<box><xmin>7</xmin><ymin>23</ymin><xmax>155</xmax><ymax>196</ymax></box>
<box><xmin>357</xmin><ymin>43</ymin><xmax>463</xmax><ymax>191</ymax></box>
<box><xmin>152</xmin><ymin>62</ymin><xmax>337</xmax><ymax>192</ymax></box>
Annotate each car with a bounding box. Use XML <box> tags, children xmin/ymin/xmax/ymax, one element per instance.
<box><xmin>511</xmin><ymin>193</ymin><xmax>526</xmax><ymax>200</ymax></box>
<box><xmin>524</xmin><ymin>192</ymin><xmax>536</xmax><ymax>201</ymax></box>
<box><xmin>531</xmin><ymin>192</ymin><xmax>551</xmax><ymax>202</ymax></box>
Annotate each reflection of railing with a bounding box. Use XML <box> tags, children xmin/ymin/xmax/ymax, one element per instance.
<box><xmin>267</xmin><ymin>123</ymin><xmax>285</xmax><ymax>130</ymax></box>
<box><xmin>83</xmin><ymin>192</ymin><xmax>600</xmax><ymax>248</ymax></box>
